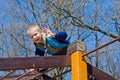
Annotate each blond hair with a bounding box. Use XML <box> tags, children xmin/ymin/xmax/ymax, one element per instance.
<box><xmin>27</xmin><ymin>24</ymin><xmax>41</xmax><ymax>36</ymax></box>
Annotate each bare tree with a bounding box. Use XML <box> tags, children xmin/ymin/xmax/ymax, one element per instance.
<box><xmin>0</xmin><ymin>0</ymin><xmax>120</xmax><ymax>79</ymax></box>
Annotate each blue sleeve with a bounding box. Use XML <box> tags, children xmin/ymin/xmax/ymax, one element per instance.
<box><xmin>35</xmin><ymin>48</ymin><xmax>45</xmax><ymax>56</ymax></box>
<box><xmin>55</xmin><ymin>31</ymin><xmax>67</xmax><ymax>41</ymax></box>
<box><xmin>47</xmin><ymin>38</ymin><xmax>69</xmax><ymax>49</ymax></box>
<box><xmin>55</xmin><ymin>31</ymin><xmax>69</xmax><ymax>44</ymax></box>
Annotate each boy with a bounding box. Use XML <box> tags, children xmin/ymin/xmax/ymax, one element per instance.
<box><xmin>27</xmin><ymin>24</ymin><xmax>69</xmax><ymax>56</ymax></box>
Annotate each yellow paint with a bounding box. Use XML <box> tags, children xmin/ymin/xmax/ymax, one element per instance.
<box><xmin>71</xmin><ymin>51</ymin><xmax>88</xmax><ymax>80</ymax></box>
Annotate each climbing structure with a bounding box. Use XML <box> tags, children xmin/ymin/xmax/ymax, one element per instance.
<box><xmin>0</xmin><ymin>37</ymin><xmax>120</xmax><ymax>80</ymax></box>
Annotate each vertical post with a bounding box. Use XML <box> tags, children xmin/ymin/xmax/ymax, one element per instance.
<box><xmin>67</xmin><ymin>41</ymin><xmax>87</xmax><ymax>80</ymax></box>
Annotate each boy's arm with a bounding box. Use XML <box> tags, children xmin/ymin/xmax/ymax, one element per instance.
<box><xmin>42</xmin><ymin>28</ymin><xmax>68</xmax><ymax>41</ymax></box>
<box><xmin>35</xmin><ymin>48</ymin><xmax>45</xmax><ymax>56</ymax></box>
<box><xmin>47</xmin><ymin>38</ymin><xmax>69</xmax><ymax>49</ymax></box>
<box><xmin>55</xmin><ymin>31</ymin><xmax>69</xmax><ymax>43</ymax></box>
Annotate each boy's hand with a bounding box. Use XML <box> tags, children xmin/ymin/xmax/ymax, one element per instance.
<box><xmin>29</xmin><ymin>68</ymin><xmax>36</xmax><ymax>72</ymax></box>
<box><xmin>42</xmin><ymin>28</ymin><xmax>55</xmax><ymax>37</ymax></box>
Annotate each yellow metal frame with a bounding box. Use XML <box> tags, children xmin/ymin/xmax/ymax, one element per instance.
<box><xmin>71</xmin><ymin>51</ymin><xmax>88</xmax><ymax>80</ymax></box>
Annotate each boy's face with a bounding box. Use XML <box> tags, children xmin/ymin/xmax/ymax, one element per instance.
<box><xmin>29</xmin><ymin>28</ymin><xmax>42</xmax><ymax>43</ymax></box>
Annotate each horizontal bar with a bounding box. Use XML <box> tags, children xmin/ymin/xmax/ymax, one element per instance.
<box><xmin>0</xmin><ymin>56</ymin><xmax>71</xmax><ymax>70</ymax></box>
<box><xmin>0</xmin><ymin>63</ymin><xmax>115</xmax><ymax>80</ymax></box>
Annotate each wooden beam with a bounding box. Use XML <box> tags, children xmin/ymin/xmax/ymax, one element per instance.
<box><xmin>67</xmin><ymin>40</ymin><xmax>86</xmax><ymax>55</ymax></box>
<box><xmin>87</xmin><ymin>63</ymin><xmax>116</xmax><ymax>80</ymax></box>
<box><xmin>0</xmin><ymin>56</ymin><xmax>70</xmax><ymax>70</ymax></box>
<box><xmin>67</xmin><ymin>41</ymin><xmax>88</xmax><ymax>80</ymax></box>
<box><xmin>67</xmin><ymin>40</ymin><xmax>115</xmax><ymax>80</ymax></box>
<box><xmin>0</xmin><ymin>74</ymin><xmax>36</xmax><ymax>80</ymax></box>
<box><xmin>0</xmin><ymin>63</ymin><xmax>115</xmax><ymax>80</ymax></box>
<box><xmin>0</xmin><ymin>68</ymin><xmax>53</xmax><ymax>80</ymax></box>
<box><xmin>0</xmin><ymin>74</ymin><xmax>52</xmax><ymax>80</ymax></box>
<box><xmin>71</xmin><ymin>51</ymin><xmax>88</xmax><ymax>80</ymax></box>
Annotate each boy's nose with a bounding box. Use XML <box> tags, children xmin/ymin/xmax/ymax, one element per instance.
<box><xmin>33</xmin><ymin>36</ymin><xmax>37</xmax><ymax>39</ymax></box>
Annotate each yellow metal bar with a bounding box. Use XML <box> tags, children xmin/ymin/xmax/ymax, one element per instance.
<box><xmin>71</xmin><ymin>51</ymin><xmax>88</xmax><ymax>80</ymax></box>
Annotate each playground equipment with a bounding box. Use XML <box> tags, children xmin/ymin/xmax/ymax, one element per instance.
<box><xmin>0</xmin><ymin>37</ymin><xmax>120</xmax><ymax>80</ymax></box>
